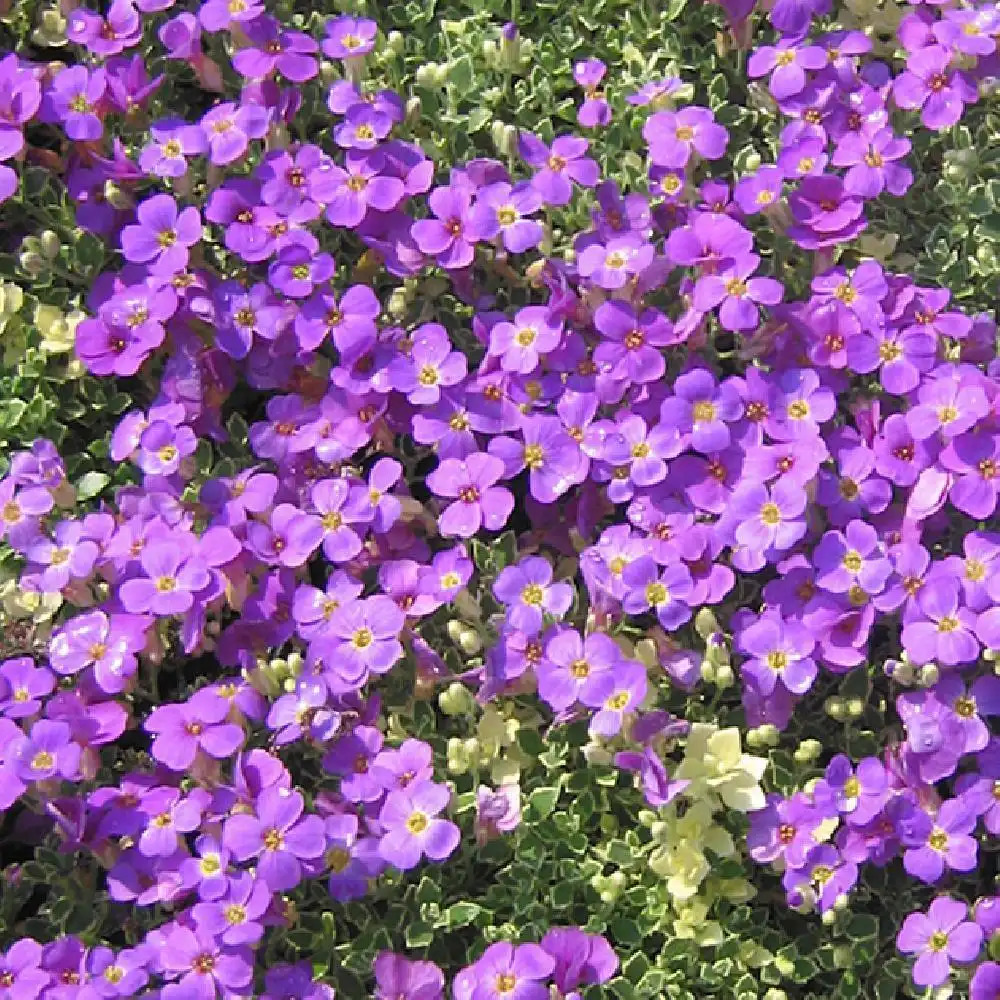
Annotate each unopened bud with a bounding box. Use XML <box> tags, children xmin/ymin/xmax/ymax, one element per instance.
<box><xmin>39</xmin><ymin>231</ymin><xmax>61</xmax><ymax>260</ymax></box>
<box><xmin>825</xmin><ymin>697</ymin><xmax>846</xmax><ymax>721</ymax></box>
<box><xmin>700</xmin><ymin>659</ymin><xmax>716</xmax><ymax>683</ymax></box>
<box><xmin>694</xmin><ymin>608</ymin><xmax>720</xmax><ymax>640</ymax></box>
<box><xmin>386</xmin><ymin>30</ymin><xmax>404</xmax><ymax>53</ymax></box>
<box><xmin>714</xmin><ymin>664</ymin><xmax>734</xmax><ymax>688</ymax></box>
<box><xmin>845</xmin><ymin>698</ymin><xmax>864</xmax><ymax>719</ymax></box>
<box><xmin>19</xmin><ymin>252</ymin><xmax>46</xmax><ymax>277</ymax></box>
<box><xmin>794</xmin><ymin>739</ymin><xmax>822</xmax><ymax>764</ymax></box>
<box><xmin>758</xmin><ymin>724</ymin><xmax>780</xmax><ymax>747</ymax></box>
<box><xmin>919</xmin><ymin>663</ymin><xmax>940</xmax><ymax>687</ymax></box>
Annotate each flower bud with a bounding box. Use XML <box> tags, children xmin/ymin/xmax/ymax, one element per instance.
<box><xmin>700</xmin><ymin>659</ymin><xmax>716</xmax><ymax>683</ymax></box>
<box><xmin>458</xmin><ymin>628</ymin><xmax>482</xmax><ymax>656</ymax></box>
<box><xmin>793</xmin><ymin>739</ymin><xmax>822</xmax><ymax>764</ymax></box>
<box><xmin>714</xmin><ymin>664</ymin><xmax>734</xmax><ymax>688</ymax></box>
<box><xmin>825</xmin><ymin>697</ymin><xmax>846</xmax><ymax>721</ymax></box>
<box><xmin>446</xmin><ymin>619</ymin><xmax>465</xmax><ymax>644</ymax></box>
<box><xmin>39</xmin><ymin>230</ymin><xmax>61</xmax><ymax>260</ymax></box>
<box><xmin>19</xmin><ymin>251</ymin><xmax>47</xmax><ymax>278</ymax></box>
<box><xmin>845</xmin><ymin>698</ymin><xmax>864</xmax><ymax>718</ymax></box>
<box><xmin>759</xmin><ymin>724</ymin><xmax>780</xmax><ymax>747</ymax></box>
<box><xmin>694</xmin><ymin>608</ymin><xmax>720</xmax><ymax>640</ymax></box>
<box><xmin>386</xmin><ymin>30</ymin><xmax>404</xmax><ymax>53</ymax></box>
<box><xmin>439</xmin><ymin>681</ymin><xmax>475</xmax><ymax>717</ymax></box>
<box><xmin>821</xmin><ymin>909</ymin><xmax>836</xmax><ymax>925</ymax></box>
<box><xmin>919</xmin><ymin>663</ymin><xmax>940</xmax><ymax>687</ymax></box>
<box><xmin>746</xmin><ymin>728</ymin><xmax>763</xmax><ymax>749</ymax></box>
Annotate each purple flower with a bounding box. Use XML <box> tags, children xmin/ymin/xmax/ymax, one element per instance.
<box><xmin>644</xmin><ymin>106</ymin><xmax>728</xmax><ymax>168</ymax></box>
<box><xmin>518</xmin><ymin>133</ymin><xmax>600</xmax><ymax>206</ymax></box>
<box><xmin>140</xmin><ymin>119</ymin><xmax>208</xmax><ymax>177</ymax></box>
<box><xmin>120</xmin><ymin>194</ymin><xmax>201</xmax><ymax>275</ymax></box>
<box><xmin>0</xmin><ymin>658</ymin><xmax>55</xmax><ymax>719</ymax></box>
<box><xmin>321</xmin><ymin>596</ymin><xmax>404</xmax><ymax>691</ymax></box>
<box><xmin>13</xmin><ymin>719</ymin><xmax>80</xmax><ymax>783</ymax></box>
<box><xmin>832</xmin><ymin>128</ymin><xmax>913</xmax><ymax>198</ymax></box>
<box><xmin>119</xmin><ymin>542</ymin><xmax>210</xmax><ymax>616</ymax></box>
<box><xmin>692</xmin><ymin>255</ymin><xmax>784</xmax><ymax>331</ymax></box>
<box><xmin>737</xmin><ymin>613</ymin><xmax>817</xmax><ymax>695</ymax></box>
<box><xmin>192</xmin><ymin>872</ymin><xmax>271</xmax><ymax>946</ymax></box>
<box><xmin>199</xmin><ymin>0</ymin><xmax>264</xmax><ymax>31</ymax></box>
<box><xmin>579</xmin><ymin>660</ymin><xmax>647</xmax><ymax>737</ymax></box>
<box><xmin>902</xmin><ymin>799</ymin><xmax>978</xmax><ymax>884</ymax></box>
<box><xmin>727</xmin><ymin>480</ymin><xmax>807</xmax><ymax>555</ymax></box>
<box><xmin>621</xmin><ymin>556</ymin><xmax>694</xmax><ymax>630</ymax></box>
<box><xmin>269</xmin><ymin>244</ymin><xmax>335</xmax><ymax>299</ymax></box>
<box><xmin>45</xmin><ymin>65</ymin><xmax>106</xmax><ymax>141</ymax></box>
<box><xmin>813</xmin><ymin>519</ymin><xmax>891</xmax><ymax>595</ymax></box>
<box><xmin>468</xmin><ymin>181</ymin><xmax>544</xmax><ymax>253</ymax></box>
<box><xmin>894</xmin><ymin>45</ymin><xmax>977</xmax><ymax>131</ymax></box>
<box><xmin>223</xmin><ymin>786</ymin><xmax>326</xmax><ymax>891</ymax></box>
<box><xmin>159</xmin><ymin>924</ymin><xmax>253</xmax><ymax>998</ymax></box>
<box><xmin>0</xmin><ymin>940</ymin><xmax>48</xmax><ymax>1000</ymax></box>
<box><xmin>201</xmin><ymin>101</ymin><xmax>269</xmax><ymax>166</ymax></box>
<box><xmin>541</xmin><ymin>928</ymin><xmax>618</xmax><ymax>994</ymax></box>
<box><xmin>412</xmin><ymin>185</ymin><xmax>477</xmax><ymax>269</ymax></box>
<box><xmin>659</xmin><ymin>368</ymin><xmax>744</xmax><ymax>453</ymax></box>
<box><xmin>942</xmin><ymin>433</ymin><xmax>1000</xmax><ymax>519</ymax></box>
<box><xmin>788</xmin><ymin>174</ymin><xmax>866</xmax><ymax>248</ymax></box>
<box><xmin>466</xmin><ymin>942</ymin><xmax>555</xmax><ymax>1000</ymax></box>
<box><xmin>748</xmin><ymin>41</ymin><xmax>827</xmax><ymax>100</ymax></box>
<box><xmin>593</xmin><ymin>301</ymin><xmax>673</xmax><ymax>385</ymax></box>
<box><xmin>323</xmin><ymin>16</ymin><xmax>378</xmax><ymax>59</ymax></box>
<box><xmin>232</xmin><ymin>16</ymin><xmax>319</xmax><ymax>83</ymax></box>
<box><xmin>489</xmin><ymin>306</ymin><xmax>563</xmax><ymax>375</ymax></box>
<box><xmin>489</xmin><ymin>415</ymin><xmax>586</xmax><ymax>504</ymax></box>
<box><xmin>314</xmin><ymin>150</ymin><xmax>406</xmax><ymax>228</ymax></box>
<box><xmin>907</xmin><ymin>368</ymin><xmax>990</xmax><ymax>441</ymax></box>
<box><xmin>897</xmin><ymin>896</ymin><xmax>983</xmax><ymax>987</ymax></box>
<box><xmin>377</xmin><ymin>780</ymin><xmax>460</xmax><ymax>870</ymax></box>
<box><xmin>577</xmin><ymin>234</ymin><xmax>654</xmax><ymax>290</ymax></box>
<box><xmin>971</xmin><ymin>963</ymin><xmax>1000</xmax><ymax>1000</ymax></box>
<box><xmin>144</xmin><ymin>689</ymin><xmax>244</xmax><ymax>770</ymax></box>
<box><xmin>901</xmin><ymin>580</ymin><xmax>980</xmax><ymax>666</ymax></box>
<box><xmin>373</xmin><ymin>952</ymin><xmax>444</xmax><ymax>1000</ymax></box>
<box><xmin>537</xmin><ymin>628</ymin><xmax>618</xmax><ymax>711</ymax></box>
<box><xmin>493</xmin><ymin>557</ymin><xmax>573</xmax><ymax>635</ymax></box>
<box><xmin>388</xmin><ymin>324</ymin><xmax>467</xmax><ymax>404</ymax></box>
<box><xmin>427</xmin><ymin>453</ymin><xmax>514</xmax><ymax>538</ymax></box>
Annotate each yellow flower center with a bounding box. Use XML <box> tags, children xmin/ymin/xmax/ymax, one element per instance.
<box><xmin>327</xmin><ymin>847</ymin><xmax>351</xmax><ymax>872</ymax></box>
<box><xmin>31</xmin><ymin>750</ymin><xmax>55</xmax><ymax>771</ymax></box>
<box><xmin>523</xmin><ymin>444</ymin><xmax>545</xmax><ymax>469</ymax></box>
<box><xmin>787</xmin><ymin>400</ymin><xmax>810</xmax><ymax>420</ymax></box>
<box><xmin>225</xmin><ymin>904</ymin><xmax>247</xmax><ymax>925</ymax></box>
<box><xmin>692</xmin><ymin>400</ymin><xmax>716</xmax><ymax>423</ymax></box>
<box><xmin>842</xmin><ymin>551</ymin><xmax>863</xmax><ymax>573</ymax></box>
<box><xmin>521</xmin><ymin>583</ymin><xmax>545</xmax><ymax>606</ymax></box>
<box><xmin>406</xmin><ymin>811</ymin><xmax>429</xmax><ymax>834</ymax></box>
<box><xmin>928</xmin><ymin>828</ymin><xmax>948</xmax><ymax>851</ymax></box>
<box><xmin>767</xmin><ymin>651</ymin><xmax>787</xmax><ymax>672</ymax></box>
<box><xmin>352</xmin><ymin>627</ymin><xmax>374</xmax><ymax>649</ymax></box>
<box><xmin>760</xmin><ymin>502</ymin><xmax>781</xmax><ymax>526</ymax></box>
<box><xmin>606</xmin><ymin>691</ymin><xmax>631</xmax><ymax>711</ymax></box>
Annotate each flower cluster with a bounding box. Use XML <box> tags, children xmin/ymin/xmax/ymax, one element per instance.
<box><xmin>0</xmin><ymin>0</ymin><xmax>999</xmax><ymax>994</ymax></box>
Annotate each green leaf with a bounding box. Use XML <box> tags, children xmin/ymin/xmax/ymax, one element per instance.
<box><xmin>526</xmin><ymin>786</ymin><xmax>559</xmax><ymax>820</ymax></box>
<box><xmin>76</xmin><ymin>471</ymin><xmax>110</xmax><ymax>500</ymax></box>
<box><xmin>445</xmin><ymin>901</ymin><xmax>481</xmax><ymax>928</ymax></box>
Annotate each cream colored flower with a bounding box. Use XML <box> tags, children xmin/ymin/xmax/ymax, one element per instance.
<box><xmin>676</xmin><ymin>723</ymin><xmax>768</xmax><ymax>812</ymax></box>
<box><xmin>35</xmin><ymin>304</ymin><xmax>84</xmax><ymax>354</ymax></box>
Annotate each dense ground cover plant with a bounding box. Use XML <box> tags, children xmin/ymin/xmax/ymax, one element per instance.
<box><xmin>0</xmin><ymin>0</ymin><xmax>1000</xmax><ymax>996</ymax></box>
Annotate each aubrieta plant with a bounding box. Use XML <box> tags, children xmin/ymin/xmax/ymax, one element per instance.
<box><xmin>0</xmin><ymin>0</ymin><xmax>999</xmax><ymax>996</ymax></box>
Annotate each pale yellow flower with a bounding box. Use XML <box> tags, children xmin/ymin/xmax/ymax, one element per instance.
<box><xmin>676</xmin><ymin>723</ymin><xmax>768</xmax><ymax>812</ymax></box>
